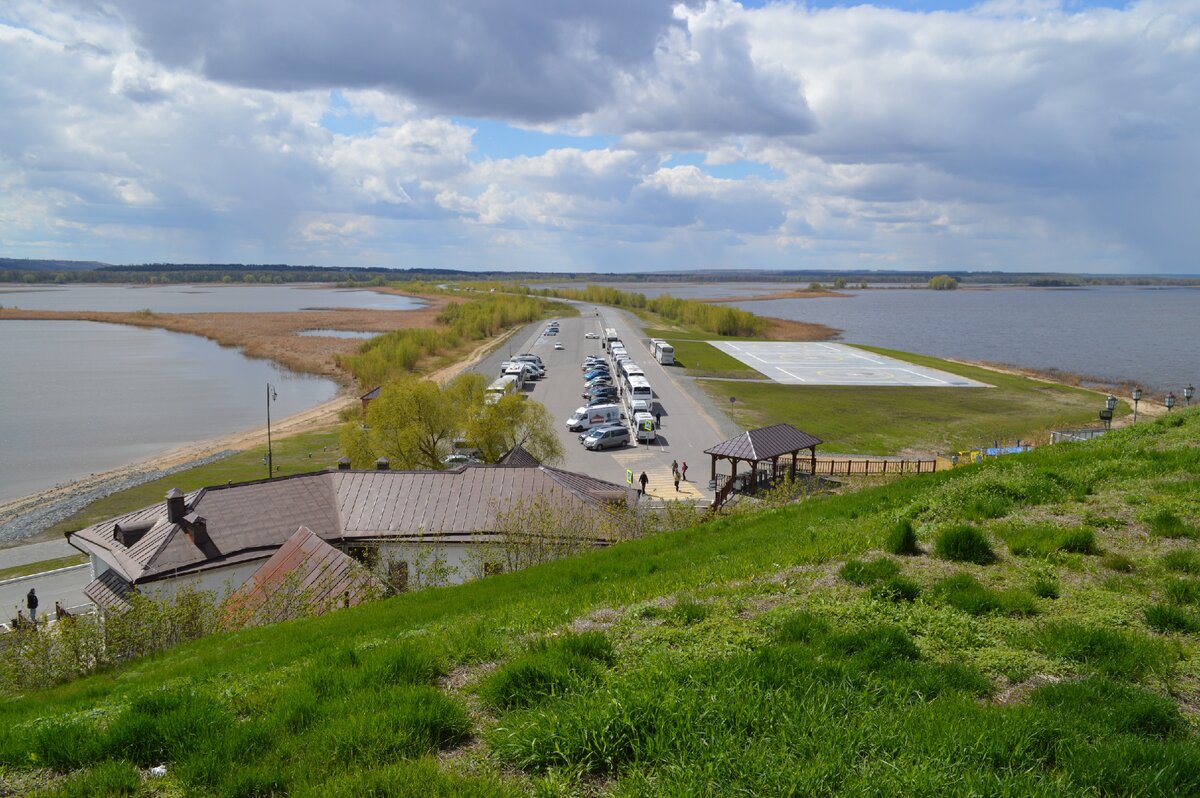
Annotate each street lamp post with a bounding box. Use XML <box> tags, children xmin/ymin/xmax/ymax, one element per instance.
<box><xmin>1131</xmin><ymin>386</ymin><xmax>1142</xmax><ymax>424</ymax></box>
<box><xmin>1099</xmin><ymin>393</ymin><xmax>1117</xmax><ymax>431</ymax></box>
<box><xmin>1166</xmin><ymin>392</ymin><xmax>1176</xmax><ymax>412</ymax></box>
<box><xmin>1186</xmin><ymin>384</ymin><xmax>1195</xmax><ymax>408</ymax></box>
<box><xmin>266</xmin><ymin>383</ymin><xmax>278</xmax><ymax>478</ymax></box>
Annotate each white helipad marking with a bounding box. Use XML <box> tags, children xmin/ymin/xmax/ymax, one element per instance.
<box><xmin>708</xmin><ymin>342</ymin><xmax>989</xmax><ymax>387</ymax></box>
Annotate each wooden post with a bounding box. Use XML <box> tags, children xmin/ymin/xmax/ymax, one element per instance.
<box><xmin>791</xmin><ymin>450</ymin><xmax>798</xmax><ymax>479</ymax></box>
<box><xmin>810</xmin><ymin>446</ymin><xmax>816</xmax><ymax>476</ymax></box>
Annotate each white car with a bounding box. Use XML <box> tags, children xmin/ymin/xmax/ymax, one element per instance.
<box><xmin>554</xmin><ymin>342</ymin><xmax>565</xmax><ymax>350</ymax></box>
<box><xmin>584</xmin><ymin>332</ymin><xmax>599</xmax><ymax>339</ymax></box>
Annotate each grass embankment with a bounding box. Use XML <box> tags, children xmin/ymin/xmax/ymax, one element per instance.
<box><xmin>3</xmin><ymin>413</ymin><xmax>1199</xmax><ymax>795</ymax></box>
<box><xmin>695</xmin><ymin>345</ymin><xmax>1120</xmax><ymax>454</ymax></box>
<box><xmin>0</xmin><ymin>556</ymin><xmax>86</xmax><ymax>582</ymax></box>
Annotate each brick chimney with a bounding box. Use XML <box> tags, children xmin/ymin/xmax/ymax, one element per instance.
<box><xmin>166</xmin><ymin>488</ymin><xmax>186</xmax><ymax>524</ymax></box>
<box><xmin>182</xmin><ymin>512</ymin><xmax>210</xmax><ymax>548</ymax></box>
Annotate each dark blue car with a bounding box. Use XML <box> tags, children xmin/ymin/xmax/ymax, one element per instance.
<box><xmin>584</xmin><ymin>369</ymin><xmax>610</xmax><ymax>381</ymax></box>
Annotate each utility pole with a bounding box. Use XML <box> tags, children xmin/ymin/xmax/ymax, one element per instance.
<box><xmin>266</xmin><ymin>383</ymin><xmax>277</xmax><ymax>478</ymax></box>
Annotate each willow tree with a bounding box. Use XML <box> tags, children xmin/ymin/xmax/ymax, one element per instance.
<box><xmin>465</xmin><ymin>393</ymin><xmax>563</xmax><ymax>465</ymax></box>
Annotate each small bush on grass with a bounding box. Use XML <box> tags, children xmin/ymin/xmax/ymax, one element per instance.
<box><xmin>1164</xmin><ymin>578</ymin><xmax>1200</xmax><ymax>606</ymax></box>
<box><xmin>1161</xmin><ymin>549</ymin><xmax>1200</xmax><ymax>575</ymax></box>
<box><xmin>1082</xmin><ymin>512</ymin><xmax>1124</xmax><ymax>529</ymax></box>
<box><xmin>870</xmin><ymin>576</ymin><xmax>922</xmax><ymax>603</ymax></box>
<box><xmin>36</xmin><ymin>760</ymin><xmax>141</xmax><ymax>798</ymax></box>
<box><xmin>999</xmin><ymin>523</ymin><xmax>1098</xmax><ymax>558</ymax></box>
<box><xmin>826</xmin><ymin>625</ymin><xmax>921</xmax><ymax>667</ymax></box>
<box><xmin>1031</xmin><ymin>576</ymin><xmax>1060</xmax><ymax>599</ymax></box>
<box><xmin>480</xmin><ymin>632</ymin><xmax>614</xmax><ymax>710</ymax></box>
<box><xmin>1147</xmin><ymin>509</ymin><xmax>1199</xmax><ymax>539</ymax></box>
<box><xmin>671</xmin><ymin>599</ymin><xmax>710</xmax><ymax>625</ymax></box>
<box><xmin>839</xmin><ymin>557</ymin><xmax>900</xmax><ymax>586</ymax></box>
<box><xmin>935</xmin><ymin>525</ymin><xmax>997</xmax><ymax>565</ymax></box>
<box><xmin>885</xmin><ymin>519</ymin><xmax>920</xmax><ymax>555</ymax></box>
<box><xmin>1145</xmin><ymin>604</ymin><xmax>1200</xmax><ymax>634</ymax></box>
<box><xmin>934</xmin><ymin>573</ymin><xmax>1036</xmax><ymax>617</ymax></box>
<box><xmin>773</xmin><ymin>611</ymin><xmax>830</xmax><ymax>644</ymax></box>
<box><xmin>1102</xmin><ymin>553</ymin><xmax>1136</xmax><ymax>573</ymax></box>
<box><xmin>368</xmin><ymin>643</ymin><xmax>446</xmax><ymax>687</ymax></box>
<box><xmin>297</xmin><ymin>757</ymin><xmax>518</xmax><ymax>798</ymax></box>
<box><xmin>1037</xmin><ymin>623</ymin><xmax>1177</xmax><ymax>680</ymax></box>
<box><xmin>1030</xmin><ymin>677</ymin><xmax>1183</xmax><ymax>738</ymax></box>
<box><xmin>316</xmin><ymin>687</ymin><xmax>470</xmax><ymax>765</ymax></box>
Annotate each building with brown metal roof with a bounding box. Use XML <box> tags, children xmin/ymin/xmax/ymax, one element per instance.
<box><xmin>68</xmin><ymin>457</ymin><xmax>632</xmax><ymax>610</ymax></box>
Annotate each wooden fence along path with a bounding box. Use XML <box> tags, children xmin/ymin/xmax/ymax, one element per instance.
<box><xmin>798</xmin><ymin>458</ymin><xmax>939</xmax><ymax>476</ymax></box>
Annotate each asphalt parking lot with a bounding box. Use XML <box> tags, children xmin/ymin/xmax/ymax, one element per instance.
<box><xmin>473</xmin><ymin>309</ymin><xmax>735</xmax><ymax>500</ymax></box>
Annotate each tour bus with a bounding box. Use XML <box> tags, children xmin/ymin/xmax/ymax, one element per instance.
<box><xmin>649</xmin><ymin>338</ymin><xmax>666</xmax><ymax>353</ymax></box>
<box><xmin>626</xmin><ymin>376</ymin><xmax>654</xmax><ymax>414</ymax></box>
<box><xmin>604</xmin><ymin>327</ymin><xmax>620</xmax><ymax>344</ymax></box>
<box><xmin>620</xmin><ymin>362</ymin><xmax>645</xmax><ymax>384</ymax></box>
<box><xmin>655</xmin><ymin>342</ymin><xmax>675</xmax><ymax>365</ymax></box>
<box><xmin>485</xmin><ymin>375</ymin><xmax>518</xmax><ymax>404</ymax></box>
<box><xmin>502</xmin><ymin>363</ymin><xmax>528</xmax><ymax>390</ymax></box>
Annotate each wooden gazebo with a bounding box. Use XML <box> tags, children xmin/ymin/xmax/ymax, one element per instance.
<box><xmin>705</xmin><ymin>423</ymin><xmax>823</xmax><ymax>509</ymax></box>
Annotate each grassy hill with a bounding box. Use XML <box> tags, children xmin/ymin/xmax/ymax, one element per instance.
<box><xmin>2</xmin><ymin>413</ymin><xmax>1199</xmax><ymax>796</ymax></box>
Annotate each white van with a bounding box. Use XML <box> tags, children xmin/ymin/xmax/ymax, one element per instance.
<box><xmin>633</xmin><ymin>411</ymin><xmax>657</xmax><ymax>443</ymax></box>
<box><xmin>655</xmin><ymin>343</ymin><xmax>675</xmax><ymax>365</ymax></box>
<box><xmin>627</xmin><ymin>376</ymin><xmax>654</xmax><ymax>414</ymax></box>
<box><xmin>502</xmin><ymin>363</ymin><xmax>528</xmax><ymax>389</ymax></box>
<box><xmin>565</xmin><ymin>403</ymin><xmax>622</xmax><ymax>432</ymax></box>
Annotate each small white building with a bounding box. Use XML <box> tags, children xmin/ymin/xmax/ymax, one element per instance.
<box><xmin>68</xmin><ymin>450</ymin><xmax>632</xmax><ymax>611</ymax></box>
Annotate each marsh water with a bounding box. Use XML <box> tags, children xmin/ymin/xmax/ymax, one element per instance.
<box><xmin>0</xmin><ymin>285</ymin><xmax>421</xmax><ymax>504</ymax></box>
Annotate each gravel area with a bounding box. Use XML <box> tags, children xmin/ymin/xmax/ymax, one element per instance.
<box><xmin>0</xmin><ymin>451</ymin><xmax>236</xmax><ymax>544</ymax></box>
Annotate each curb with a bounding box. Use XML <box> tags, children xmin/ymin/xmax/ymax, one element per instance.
<box><xmin>0</xmin><ymin>563</ymin><xmax>90</xmax><ymax>588</ymax></box>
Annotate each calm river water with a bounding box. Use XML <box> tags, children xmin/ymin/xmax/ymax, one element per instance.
<box><xmin>552</xmin><ymin>282</ymin><xmax>1197</xmax><ymax>396</ymax></box>
<box><xmin>0</xmin><ymin>285</ymin><xmax>421</xmax><ymax>504</ymax></box>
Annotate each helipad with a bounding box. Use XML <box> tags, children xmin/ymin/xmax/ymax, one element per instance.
<box><xmin>708</xmin><ymin>342</ymin><xmax>988</xmax><ymax>387</ymax></box>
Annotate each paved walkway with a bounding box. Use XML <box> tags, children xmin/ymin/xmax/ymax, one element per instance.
<box><xmin>0</xmin><ymin>538</ymin><xmax>76</xmax><ymax>569</ymax></box>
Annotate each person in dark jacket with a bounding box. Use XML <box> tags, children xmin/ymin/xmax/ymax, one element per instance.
<box><xmin>26</xmin><ymin>588</ymin><xmax>38</xmax><ymax>626</ymax></box>
<box><xmin>638</xmin><ymin>471</ymin><xmax>649</xmax><ymax>496</ymax></box>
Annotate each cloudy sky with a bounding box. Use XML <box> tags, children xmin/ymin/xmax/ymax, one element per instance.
<box><xmin>1</xmin><ymin>0</ymin><xmax>1197</xmax><ymax>274</ymax></box>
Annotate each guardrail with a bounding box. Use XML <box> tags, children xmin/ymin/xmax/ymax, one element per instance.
<box><xmin>798</xmin><ymin>459</ymin><xmax>939</xmax><ymax>476</ymax></box>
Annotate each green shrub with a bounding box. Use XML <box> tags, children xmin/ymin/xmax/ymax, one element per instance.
<box><xmin>839</xmin><ymin>556</ymin><xmax>900</xmax><ymax>586</ymax></box>
<box><xmin>1147</xmin><ymin>510</ymin><xmax>1198</xmax><ymax>539</ymax></box>
<box><xmin>296</xmin><ymin>757</ymin><xmax>517</xmax><ymax>798</ymax></box>
<box><xmin>1145</xmin><ymin>604</ymin><xmax>1200</xmax><ymax>634</ymax></box>
<box><xmin>935</xmin><ymin>525</ymin><xmax>997</xmax><ymax>565</ymax></box>
<box><xmin>773</xmin><ymin>611</ymin><xmax>830</xmax><ymax>644</ymax></box>
<box><xmin>1030</xmin><ymin>677</ymin><xmax>1182</xmax><ymax>738</ymax></box>
<box><xmin>1161</xmin><ymin>549</ymin><xmax>1200</xmax><ymax>575</ymax></box>
<box><xmin>1031</xmin><ymin>576</ymin><xmax>1060</xmax><ymax>599</ymax></box>
<box><xmin>480</xmin><ymin>633</ymin><xmax>614</xmax><ymax>711</ymax></box>
<box><xmin>1037</xmin><ymin>623</ymin><xmax>1177</xmax><ymax>680</ymax></box>
<box><xmin>1059</xmin><ymin>528</ymin><xmax>1100</xmax><ymax>554</ymax></box>
<box><xmin>870</xmin><ymin>576</ymin><xmax>922</xmax><ymax>603</ymax></box>
<box><xmin>369</xmin><ymin>644</ymin><xmax>445</xmax><ymax>687</ymax></box>
<box><xmin>1000</xmin><ymin>523</ymin><xmax>1098</xmax><ymax>557</ymax></box>
<box><xmin>825</xmin><ymin>625</ymin><xmax>921</xmax><ymax>668</ymax></box>
<box><xmin>885</xmin><ymin>519</ymin><xmax>920</xmax><ymax>555</ymax></box>
<box><xmin>671</xmin><ymin>600</ymin><xmax>710</xmax><ymax>625</ymax></box>
<box><xmin>1102</xmin><ymin>553</ymin><xmax>1136</xmax><ymax>573</ymax></box>
<box><xmin>36</xmin><ymin>760</ymin><xmax>141</xmax><ymax>798</ymax></box>
<box><xmin>934</xmin><ymin>573</ymin><xmax>1036</xmax><ymax>617</ymax></box>
<box><xmin>1164</xmin><ymin>578</ymin><xmax>1200</xmax><ymax>606</ymax></box>
<box><xmin>317</xmin><ymin>687</ymin><xmax>470</xmax><ymax>765</ymax></box>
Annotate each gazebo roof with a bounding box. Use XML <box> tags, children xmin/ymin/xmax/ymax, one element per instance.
<box><xmin>704</xmin><ymin>423</ymin><xmax>823</xmax><ymax>462</ymax></box>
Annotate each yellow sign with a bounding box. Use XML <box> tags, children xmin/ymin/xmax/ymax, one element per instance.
<box><xmin>626</xmin><ymin>468</ymin><xmax>634</xmax><ymax>486</ymax></box>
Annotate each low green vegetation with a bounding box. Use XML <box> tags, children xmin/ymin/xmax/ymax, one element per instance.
<box><xmin>340</xmin><ymin>294</ymin><xmax>572</xmax><ymax>386</ymax></box>
<box><xmin>656</xmin><ymin>337</ymin><xmax>763</xmax><ymax>378</ymax></box>
<box><xmin>0</xmin><ymin>555</ymin><xmax>86</xmax><ymax>582</ymax></box>
<box><xmin>698</xmin><ymin>345</ymin><xmax>1120</xmax><ymax>454</ymax></box>
<box><xmin>531</xmin><ymin>285</ymin><xmax>769</xmax><ymax>337</ymax></box>
<box><xmin>999</xmin><ymin>522</ymin><xmax>1100</xmax><ymax>558</ymax></box>
<box><xmin>935</xmin><ymin>524</ymin><xmax>997</xmax><ymax>564</ymax></box>
<box><xmin>3</xmin><ymin>413</ymin><xmax>1200</xmax><ymax>796</ymax></box>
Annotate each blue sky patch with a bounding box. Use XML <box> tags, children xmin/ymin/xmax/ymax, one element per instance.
<box><xmin>458</xmin><ymin>118</ymin><xmax>616</xmax><ymax>161</ymax></box>
<box><xmin>320</xmin><ymin>90</ymin><xmax>380</xmax><ymax>137</ymax></box>
<box><xmin>663</xmin><ymin>153</ymin><xmax>784</xmax><ymax>181</ymax></box>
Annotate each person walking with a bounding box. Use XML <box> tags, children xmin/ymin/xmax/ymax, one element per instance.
<box><xmin>681</xmin><ymin>461</ymin><xmax>688</xmax><ymax>481</ymax></box>
<box><xmin>638</xmin><ymin>471</ymin><xmax>649</xmax><ymax>497</ymax></box>
<box><xmin>26</xmin><ymin>588</ymin><xmax>38</xmax><ymax>627</ymax></box>
<box><xmin>655</xmin><ymin>410</ymin><xmax>662</xmax><ymax>428</ymax></box>
<box><xmin>671</xmin><ymin>460</ymin><xmax>679</xmax><ymax>479</ymax></box>
<box><xmin>674</xmin><ymin>471</ymin><xmax>681</xmax><ymax>492</ymax></box>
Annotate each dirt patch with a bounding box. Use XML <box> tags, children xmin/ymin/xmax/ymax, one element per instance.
<box><xmin>992</xmin><ymin>673</ymin><xmax>1063</xmax><ymax>706</ymax></box>
<box><xmin>761</xmin><ymin>315</ymin><xmax>839</xmax><ymax>342</ymax></box>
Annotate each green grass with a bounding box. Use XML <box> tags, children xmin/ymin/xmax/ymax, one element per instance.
<box><xmin>696</xmin><ymin>346</ymin><xmax>1121</xmax><ymax>454</ymax></box>
<box><xmin>935</xmin><ymin>524</ymin><xmax>998</xmax><ymax>565</ymax></box>
<box><xmin>44</xmin><ymin>427</ymin><xmax>344</xmax><ymax>537</ymax></box>
<box><xmin>839</xmin><ymin>556</ymin><xmax>900</xmax><ymax>585</ymax></box>
<box><xmin>3</xmin><ymin>413</ymin><xmax>1200</xmax><ymax>796</ymax></box>
<box><xmin>0</xmin><ymin>555</ymin><xmax>87</xmax><ymax>581</ymax></box>
<box><xmin>999</xmin><ymin>522</ymin><xmax>1099</xmax><ymax>558</ymax></box>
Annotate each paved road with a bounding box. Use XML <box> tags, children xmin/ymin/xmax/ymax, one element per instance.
<box><xmin>0</xmin><ymin>538</ymin><xmax>76</xmax><ymax>568</ymax></box>
<box><xmin>472</xmin><ymin>308</ymin><xmax>736</xmax><ymax>500</ymax></box>
<box><xmin>0</xmin><ymin>564</ymin><xmax>91</xmax><ymax>625</ymax></box>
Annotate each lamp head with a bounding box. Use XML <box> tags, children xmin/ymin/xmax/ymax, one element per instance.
<box><xmin>1132</xmin><ymin>386</ymin><xmax>1142</xmax><ymax>402</ymax></box>
<box><xmin>1105</xmin><ymin>394</ymin><xmax>1117</xmax><ymax>412</ymax></box>
<box><xmin>1186</xmin><ymin>384</ymin><xmax>1195</xmax><ymax>401</ymax></box>
<box><xmin>1166</xmin><ymin>392</ymin><xmax>1176</xmax><ymax>410</ymax></box>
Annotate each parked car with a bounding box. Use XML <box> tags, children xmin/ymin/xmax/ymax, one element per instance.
<box><xmin>554</xmin><ymin>342</ymin><xmax>564</xmax><ymax>350</ymax></box>
<box><xmin>584</xmin><ymin>332</ymin><xmax>599</xmax><ymax>339</ymax></box>
<box><xmin>579</xmin><ymin>422</ymin><xmax>624</xmax><ymax>443</ymax></box>
<box><xmin>583</xmin><ymin>425</ymin><xmax>630</xmax><ymax>450</ymax></box>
